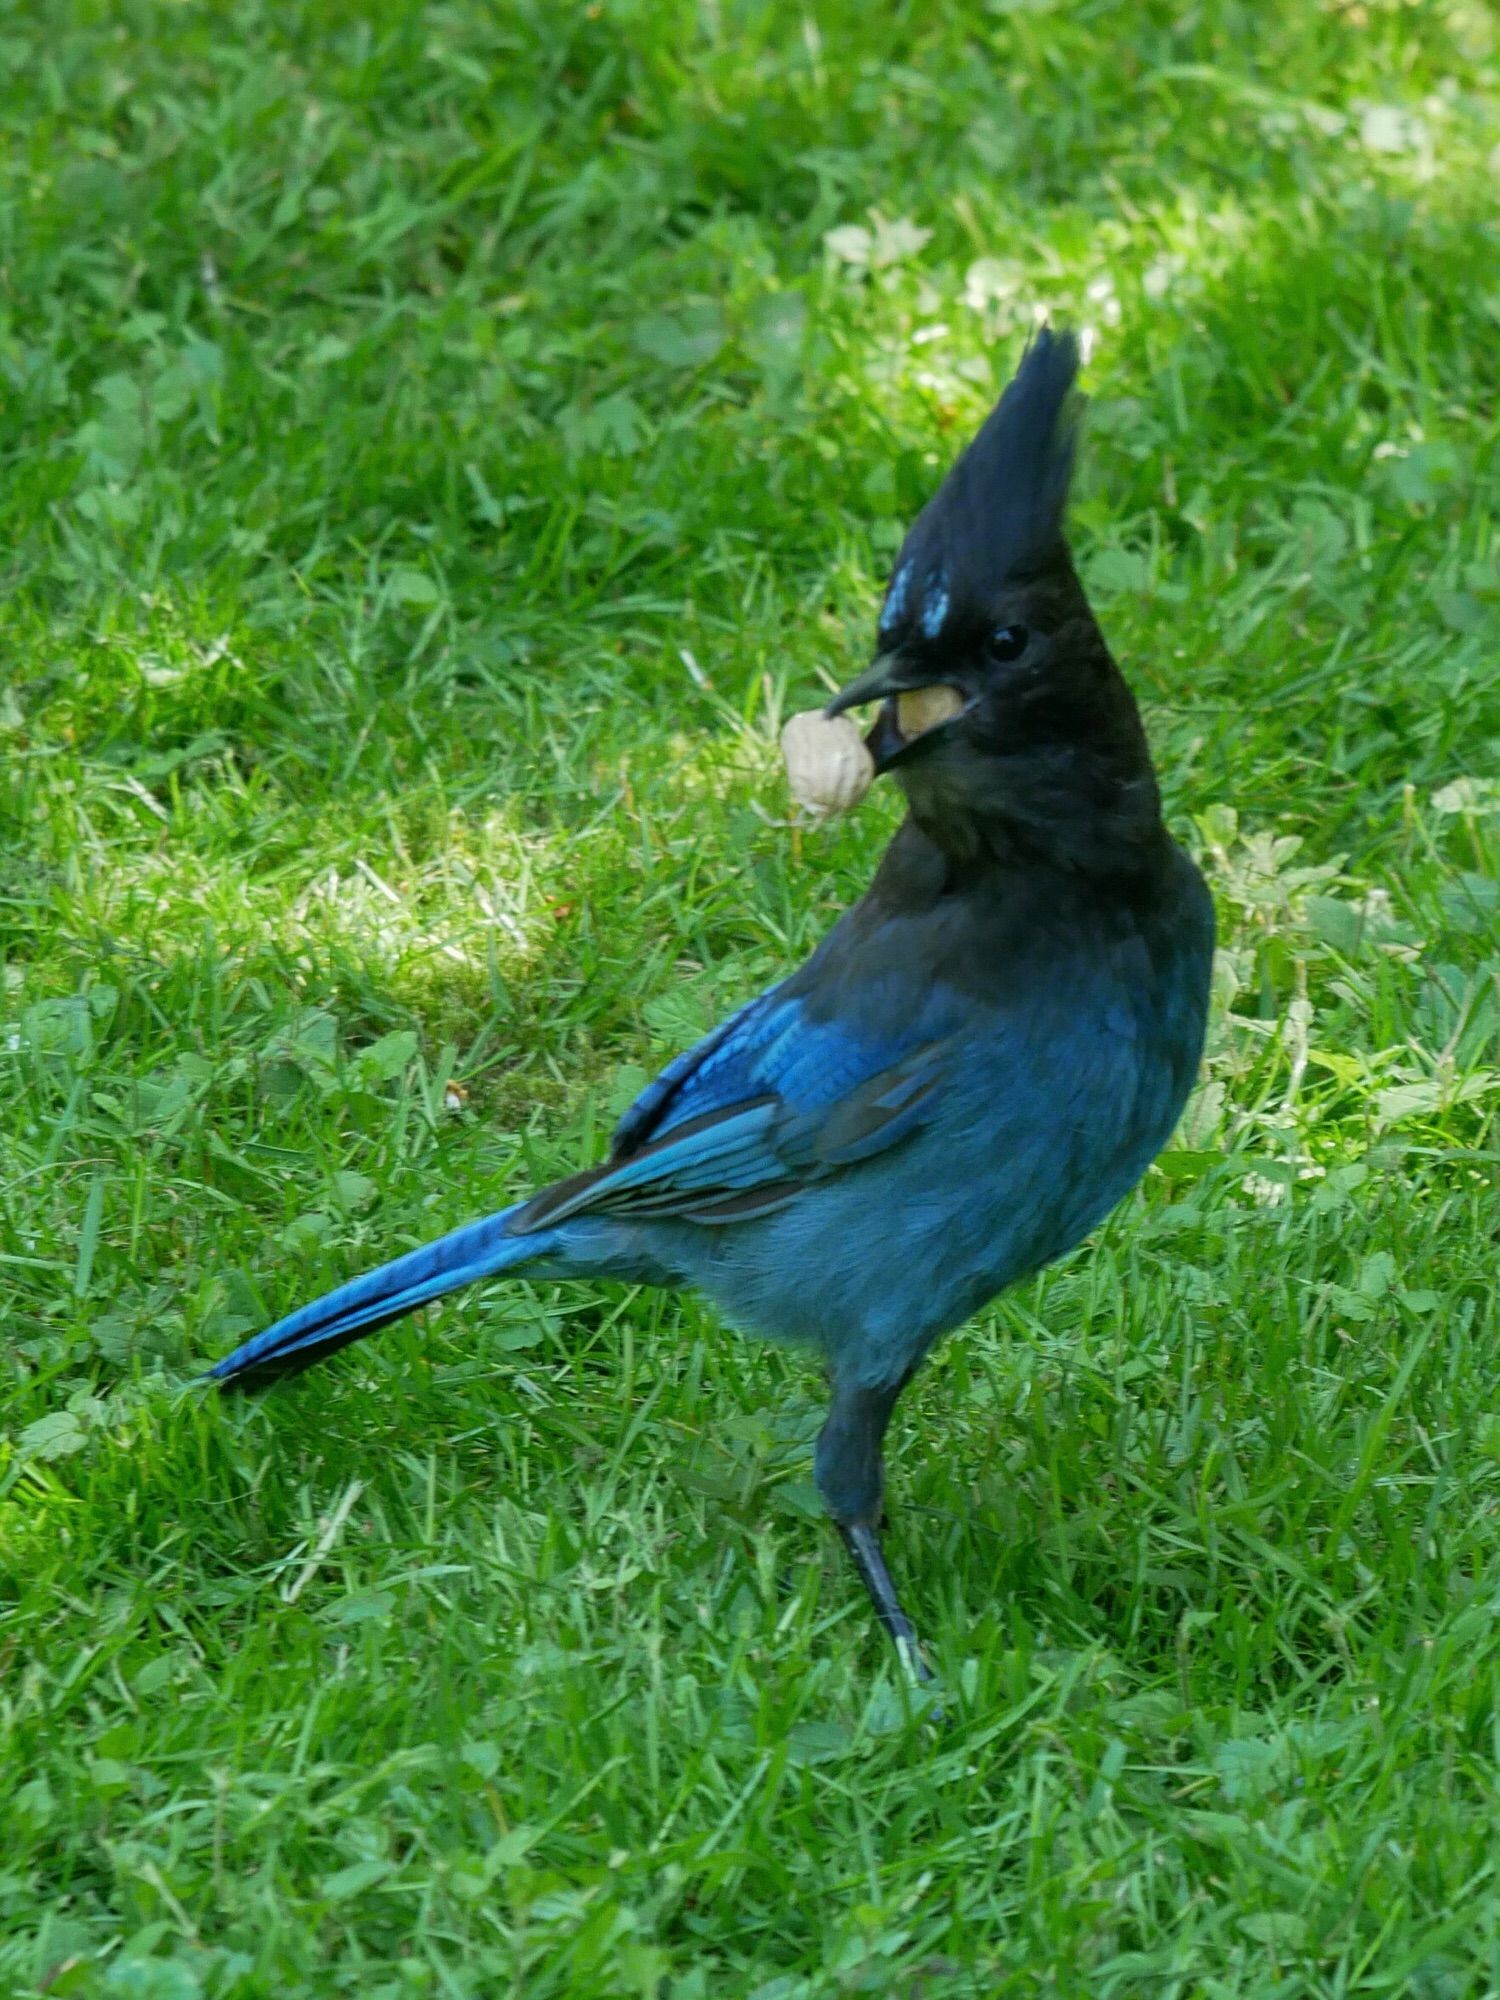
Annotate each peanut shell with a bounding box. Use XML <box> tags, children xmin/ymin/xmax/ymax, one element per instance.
<box><xmin>895</xmin><ymin>683</ymin><xmax>965</xmax><ymax>738</ymax></box>
<box><xmin>780</xmin><ymin>709</ymin><xmax>875</xmax><ymax>818</ymax></box>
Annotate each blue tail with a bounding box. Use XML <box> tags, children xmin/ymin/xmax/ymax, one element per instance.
<box><xmin>208</xmin><ymin>1202</ymin><xmax>555</xmax><ymax>1388</ymax></box>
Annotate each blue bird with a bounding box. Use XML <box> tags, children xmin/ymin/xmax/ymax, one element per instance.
<box><xmin>211</xmin><ymin>332</ymin><xmax>1215</xmax><ymax>1677</ymax></box>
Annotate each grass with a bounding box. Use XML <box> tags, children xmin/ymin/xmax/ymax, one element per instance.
<box><xmin>2</xmin><ymin>0</ymin><xmax>1499</xmax><ymax>1992</ymax></box>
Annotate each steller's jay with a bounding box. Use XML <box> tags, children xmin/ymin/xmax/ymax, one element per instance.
<box><xmin>211</xmin><ymin>332</ymin><xmax>1215</xmax><ymax>1679</ymax></box>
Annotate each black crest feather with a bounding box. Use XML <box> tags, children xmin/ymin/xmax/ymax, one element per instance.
<box><xmin>879</xmin><ymin>329</ymin><xmax>1079</xmax><ymax>643</ymax></box>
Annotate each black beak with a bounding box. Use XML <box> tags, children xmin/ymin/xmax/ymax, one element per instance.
<box><xmin>826</xmin><ymin>653</ymin><xmax>966</xmax><ymax>775</ymax></box>
<box><xmin>827</xmin><ymin>652</ymin><xmax>916</xmax><ymax>774</ymax></box>
<box><xmin>825</xmin><ymin>651</ymin><xmax>914</xmax><ymax>721</ymax></box>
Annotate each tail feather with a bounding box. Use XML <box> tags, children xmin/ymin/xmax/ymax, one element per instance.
<box><xmin>208</xmin><ymin>1202</ymin><xmax>553</xmax><ymax>1389</ymax></box>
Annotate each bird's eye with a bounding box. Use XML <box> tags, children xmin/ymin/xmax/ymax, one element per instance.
<box><xmin>988</xmin><ymin>625</ymin><xmax>1029</xmax><ymax>664</ymax></box>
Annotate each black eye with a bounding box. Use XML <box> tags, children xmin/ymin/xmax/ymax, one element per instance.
<box><xmin>988</xmin><ymin>624</ymin><xmax>1029</xmax><ymax>664</ymax></box>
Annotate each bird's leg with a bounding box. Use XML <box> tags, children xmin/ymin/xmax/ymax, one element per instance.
<box><xmin>815</xmin><ymin>1375</ymin><xmax>933</xmax><ymax>1684</ymax></box>
<box><xmin>837</xmin><ymin>1522</ymin><xmax>932</xmax><ymax>1686</ymax></box>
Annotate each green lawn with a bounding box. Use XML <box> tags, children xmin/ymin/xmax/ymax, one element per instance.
<box><xmin>3</xmin><ymin>3</ymin><xmax>1499</xmax><ymax>1994</ymax></box>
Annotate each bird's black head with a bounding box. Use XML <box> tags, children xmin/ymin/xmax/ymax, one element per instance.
<box><xmin>829</xmin><ymin>330</ymin><xmax>1163</xmax><ymax>873</ymax></box>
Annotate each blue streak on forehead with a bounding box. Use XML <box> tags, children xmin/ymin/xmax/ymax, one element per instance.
<box><xmin>879</xmin><ymin>559</ymin><xmax>912</xmax><ymax>636</ymax></box>
<box><xmin>920</xmin><ymin>577</ymin><xmax>950</xmax><ymax>638</ymax></box>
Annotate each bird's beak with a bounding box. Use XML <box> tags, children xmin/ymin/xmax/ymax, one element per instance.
<box><xmin>826</xmin><ymin>654</ymin><xmax>968</xmax><ymax>774</ymax></box>
<box><xmin>825</xmin><ymin>652</ymin><xmax>912</xmax><ymax>720</ymax></box>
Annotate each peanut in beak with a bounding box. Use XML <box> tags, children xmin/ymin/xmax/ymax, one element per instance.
<box><xmin>780</xmin><ymin>711</ymin><xmax>875</xmax><ymax>818</ymax></box>
<box><xmin>780</xmin><ymin>685</ymin><xmax>963</xmax><ymax>820</ymax></box>
<box><xmin>895</xmin><ymin>684</ymin><xmax>965</xmax><ymax>738</ymax></box>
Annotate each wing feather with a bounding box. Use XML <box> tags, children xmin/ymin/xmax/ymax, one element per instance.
<box><xmin>512</xmin><ymin>994</ymin><xmax>952</xmax><ymax>1236</ymax></box>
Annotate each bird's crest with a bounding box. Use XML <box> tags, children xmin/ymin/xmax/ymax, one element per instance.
<box><xmin>879</xmin><ymin>329</ymin><xmax>1079</xmax><ymax>645</ymax></box>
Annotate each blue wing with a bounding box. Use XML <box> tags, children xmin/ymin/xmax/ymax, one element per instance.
<box><xmin>512</xmin><ymin>987</ymin><xmax>951</xmax><ymax>1233</ymax></box>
